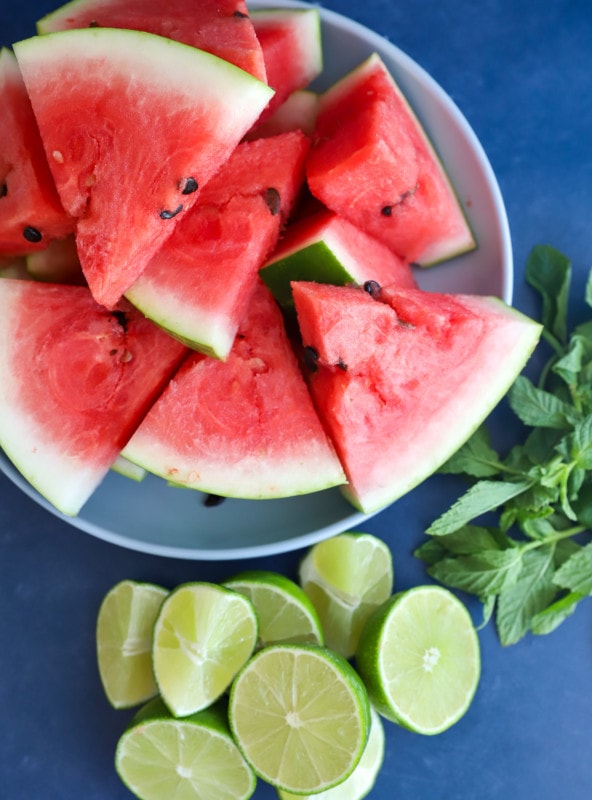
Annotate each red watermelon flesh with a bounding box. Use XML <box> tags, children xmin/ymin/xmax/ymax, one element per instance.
<box><xmin>0</xmin><ymin>48</ymin><xmax>73</xmax><ymax>257</ymax></box>
<box><xmin>126</xmin><ymin>131</ymin><xmax>310</xmax><ymax>359</ymax></box>
<box><xmin>0</xmin><ymin>278</ymin><xmax>187</xmax><ymax>515</ymax></box>
<box><xmin>251</xmin><ymin>7</ymin><xmax>323</xmax><ymax>123</ymax></box>
<box><xmin>13</xmin><ymin>27</ymin><xmax>274</xmax><ymax>309</ymax></box>
<box><xmin>306</xmin><ymin>53</ymin><xmax>476</xmax><ymax>266</ymax></box>
<box><xmin>37</xmin><ymin>0</ymin><xmax>267</xmax><ymax>82</ymax></box>
<box><xmin>122</xmin><ymin>279</ymin><xmax>346</xmax><ymax>499</ymax></box>
<box><xmin>292</xmin><ymin>281</ymin><xmax>542</xmax><ymax>514</ymax></box>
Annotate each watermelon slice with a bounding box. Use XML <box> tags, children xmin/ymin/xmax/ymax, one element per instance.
<box><xmin>0</xmin><ymin>278</ymin><xmax>187</xmax><ymax>515</ymax></box>
<box><xmin>292</xmin><ymin>281</ymin><xmax>542</xmax><ymax>513</ymax></box>
<box><xmin>37</xmin><ymin>0</ymin><xmax>267</xmax><ymax>82</ymax></box>
<box><xmin>260</xmin><ymin>208</ymin><xmax>417</xmax><ymax>309</ymax></box>
<box><xmin>251</xmin><ymin>7</ymin><xmax>323</xmax><ymax>122</ymax></box>
<box><xmin>122</xmin><ymin>280</ymin><xmax>346</xmax><ymax>499</ymax></box>
<box><xmin>0</xmin><ymin>48</ymin><xmax>73</xmax><ymax>257</ymax></box>
<box><xmin>306</xmin><ymin>53</ymin><xmax>476</xmax><ymax>266</ymax></box>
<box><xmin>13</xmin><ymin>27</ymin><xmax>274</xmax><ymax>308</ymax></box>
<box><xmin>125</xmin><ymin>131</ymin><xmax>310</xmax><ymax>359</ymax></box>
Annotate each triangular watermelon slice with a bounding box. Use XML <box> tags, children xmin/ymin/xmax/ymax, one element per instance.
<box><xmin>306</xmin><ymin>53</ymin><xmax>476</xmax><ymax>266</ymax></box>
<box><xmin>0</xmin><ymin>48</ymin><xmax>73</xmax><ymax>257</ymax></box>
<box><xmin>292</xmin><ymin>281</ymin><xmax>542</xmax><ymax>514</ymax></box>
<box><xmin>36</xmin><ymin>0</ymin><xmax>267</xmax><ymax>82</ymax></box>
<box><xmin>122</xmin><ymin>280</ymin><xmax>346</xmax><ymax>499</ymax></box>
<box><xmin>13</xmin><ymin>27</ymin><xmax>274</xmax><ymax>308</ymax></box>
<box><xmin>125</xmin><ymin>131</ymin><xmax>310</xmax><ymax>358</ymax></box>
<box><xmin>0</xmin><ymin>278</ymin><xmax>187</xmax><ymax>516</ymax></box>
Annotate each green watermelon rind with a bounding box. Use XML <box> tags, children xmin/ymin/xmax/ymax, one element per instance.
<box><xmin>122</xmin><ymin>439</ymin><xmax>347</xmax><ymax>501</ymax></box>
<box><xmin>124</xmin><ymin>280</ymin><xmax>235</xmax><ymax>359</ymax></box>
<box><xmin>13</xmin><ymin>27</ymin><xmax>274</xmax><ymax>121</ymax></box>
<box><xmin>261</xmin><ymin>240</ymin><xmax>356</xmax><ymax>310</ymax></box>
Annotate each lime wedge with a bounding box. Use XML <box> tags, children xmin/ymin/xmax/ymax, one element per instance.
<box><xmin>223</xmin><ymin>569</ymin><xmax>324</xmax><ymax>648</ymax></box>
<box><xmin>152</xmin><ymin>582</ymin><xmax>258</xmax><ymax>717</ymax></box>
<box><xmin>356</xmin><ymin>585</ymin><xmax>481</xmax><ymax>735</ymax></box>
<box><xmin>276</xmin><ymin>705</ymin><xmax>385</xmax><ymax>800</ymax></box>
<box><xmin>115</xmin><ymin>696</ymin><xmax>256</xmax><ymax>800</ymax></box>
<box><xmin>96</xmin><ymin>579</ymin><xmax>168</xmax><ymax>709</ymax></box>
<box><xmin>229</xmin><ymin>644</ymin><xmax>371</xmax><ymax>795</ymax></box>
<box><xmin>299</xmin><ymin>533</ymin><xmax>394</xmax><ymax>658</ymax></box>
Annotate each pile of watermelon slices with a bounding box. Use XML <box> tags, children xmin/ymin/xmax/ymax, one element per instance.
<box><xmin>0</xmin><ymin>0</ymin><xmax>542</xmax><ymax>519</ymax></box>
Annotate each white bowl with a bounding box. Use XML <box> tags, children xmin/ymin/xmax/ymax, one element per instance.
<box><xmin>0</xmin><ymin>0</ymin><xmax>512</xmax><ymax>559</ymax></box>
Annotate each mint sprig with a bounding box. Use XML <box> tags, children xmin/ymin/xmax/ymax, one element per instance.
<box><xmin>416</xmin><ymin>245</ymin><xmax>592</xmax><ymax>645</ymax></box>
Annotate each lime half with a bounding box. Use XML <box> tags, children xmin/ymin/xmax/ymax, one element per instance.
<box><xmin>229</xmin><ymin>644</ymin><xmax>370</xmax><ymax>794</ymax></box>
<box><xmin>96</xmin><ymin>579</ymin><xmax>168</xmax><ymax>709</ymax></box>
<box><xmin>356</xmin><ymin>585</ymin><xmax>481</xmax><ymax>735</ymax></box>
<box><xmin>152</xmin><ymin>582</ymin><xmax>258</xmax><ymax>717</ymax></box>
<box><xmin>223</xmin><ymin>569</ymin><xmax>324</xmax><ymax>648</ymax></box>
<box><xmin>299</xmin><ymin>533</ymin><xmax>393</xmax><ymax>658</ymax></box>
<box><xmin>115</xmin><ymin>696</ymin><xmax>256</xmax><ymax>800</ymax></box>
<box><xmin>277</xmin><ymin>705</ymin><xmax>385</xmax><ymax>800</ymax></box>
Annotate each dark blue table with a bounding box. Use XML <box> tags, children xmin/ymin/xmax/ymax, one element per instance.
<box><xmin>2</xmin><ymin>1</ymin><xmax>591</xmax><ymax>798</ymax></box>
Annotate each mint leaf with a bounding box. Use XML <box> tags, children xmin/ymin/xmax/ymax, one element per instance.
<box><xmin>438</xmin><ymin>425</ymin><xmax>503</xmax><ymax>477</ymax></box>
<box><xmin>413</xmin><ymin>539</ymin><xmax>447</xmax><ymax>566</ymax></box>
<box><xmin>568</xmin><ymin>415</ymin><xmax>592</xmax><ymax>469</ymax></box>
<box><xmin>478</xmin><ymin>594</ymin><xmax>496</xmax><ymax>630</ymax></box>
<box><xmin>552</xmin><ymin>333</ymin><xmax>592</xmax><ymax>388</ymax></box>
<box><xmin>525</xmin><ymin>244</ymin><xmax>571</xmax><ymax>344</ymax></box>
<box><xmin>553</xmin><ymin>540</ymin><xmax>592</xmax><ymax>594</ymax></box>
<box><xmin>495</xmin><ymin>546</ymin><xmax>556</xmax><ymax>645</ymax></box>
<box><xmin>426</xmin><ymin>478</ymin><xmax>534</xmax><ymax>536</ymax></box>
<box><xmin>531</xmin><ymin>591</ymin><xmax>583</xmax><ymax>635</ymax></box>
<box><xmin>508</xmin><ymin>375</ymin><xmax>575</xmax><ymax>429</ymax></box>
<box><xmin>428</xmin><ymin>548</ymin><xmax>523</xmax><ymax>597</ymax></box>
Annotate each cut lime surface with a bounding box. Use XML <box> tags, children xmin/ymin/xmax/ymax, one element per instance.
<box><xmin>115</xmin><ymin>696</ymin><xmax>256</xmax><ymax>800</ymax></box>
<box><xmin>152</xmin><ymin>581</ymin><xmax>258</xmax><ymax>717</ymax></box>
<box><xmin>356</xmin><ymin>585</ymin><xmax>481</xmax><ymax>735</ymax></box>
<box><xmin>229</xmin><ymin>644</ymin><xmax>370</xmax><ymax>795</ymax></box>
<box><xmin>96</xmin><ymin>579</ymin><xmax>168</xmax><ymax>709</ymax></box>
<box><xmin>223</xmin><ymin>569</ymin><xmax>324</xmax><ymax>648</ymax></box>
<box><xmin>299</xmin><ymin>533</ymin><xmax>393</xmax><ymax>658</ymax></box>
<box><xmin>276</xmin><ymin>705</ymin><xmax>385</xmax><ymax>800</ymax></box>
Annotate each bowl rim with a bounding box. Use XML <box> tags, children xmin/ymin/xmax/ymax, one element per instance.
<box><xmin>0</xmin><ymin>0</ymin><xmax>513</xmax><ymax>560</ymax></box>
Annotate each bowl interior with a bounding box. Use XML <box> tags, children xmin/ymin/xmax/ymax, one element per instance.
<box><xmin>0</xmin><ymin>0</ymin><xmax>512</xmax><ymax>559</ymax></box>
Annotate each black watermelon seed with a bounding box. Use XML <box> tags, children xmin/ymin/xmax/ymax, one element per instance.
<box><xmin>380</xmin><ymin>205</ymin><xmax>393</xmax><ymax>217</ymax></box>
<box><xmin>264</xmin><ymin>187</ymin><xmax>281</xmax><ymax>216</ymax></box>
<box><xmin>0</xmin><ymin>183</ymin><xmax>7</xmax><ymax>198</ymax></box>
<box><xmin>363</xmin><ymin>280</ymin><xmax>382</xmax><ymax>299</ymax></box>
<box><xmin>233</xmin><ymin>9</ymin><xmax>249</xmax><ymax>17</ymax></box>
<box><xmin>88</xmin><ymin>19</ymin><xmax>100</xmax><ymax>27</ymax></box>
<box><xmin>337</xmin><ymin>358</ymin><xmax>348</xmax><ymax>371</ymax></box>
<box><xmin>112</xmin><ymin>310</ymin><xmax>128</xmax><ymax>331</ymax></box>
<box><xmin>159</xmin><ymin>204</ymin><xmax>183</xmax><ymax>220</ymax></box>
<box><xmin>179</xmin><ymin>177</ymin><xmax>198</xmax><ymax>195</ymax></box>
<box><xmin>23</xmin><ymin>226</ymin><xmax>42</xmax><ymax>243</ymax></box>
<box><xmin>204</xmin><ymin>493</ymin><xmax>226</xmax><ymax>507</ymax></box>
<box><xmin>304</xmin><ymin>345</ymin><xmax>319</xmax><ymax>373</ymax></box>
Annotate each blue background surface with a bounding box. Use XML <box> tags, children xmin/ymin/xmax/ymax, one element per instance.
<box><xmin>1</xmin><ymin>1</ymin><xmax>592</xmax><ymax>798</ymax></box>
